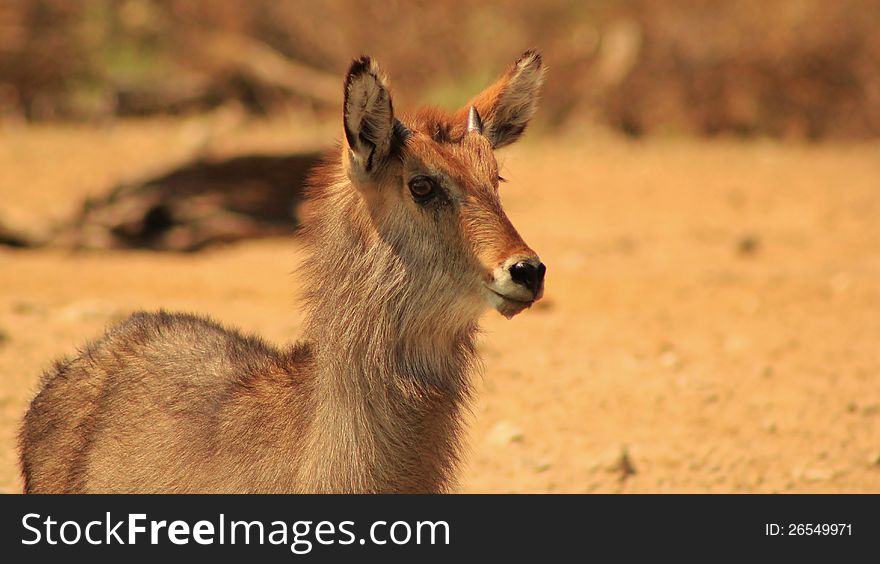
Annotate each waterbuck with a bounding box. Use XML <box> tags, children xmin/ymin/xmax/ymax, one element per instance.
<box><xmin>19</xmin><ymin>50</ymin><xmax>547</xmax><ymax>493</ymax></box>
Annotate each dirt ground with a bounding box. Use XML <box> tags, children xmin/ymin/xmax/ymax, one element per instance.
<box><xmin>1</xmin><ymin>116</ymin><xmax>879</xmax><ymax>493</ymax></box>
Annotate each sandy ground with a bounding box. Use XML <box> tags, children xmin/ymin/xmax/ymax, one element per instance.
<box><xmin>1</xmin><ymin>117</ymin><xmax>879</xmax><ymax>493</ymax></box>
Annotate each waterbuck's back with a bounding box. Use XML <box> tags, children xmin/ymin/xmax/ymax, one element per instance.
<box><xmin>19</xmin><ymin>310</ymin><xmax>312</xmax><ymax>493</ymax></box>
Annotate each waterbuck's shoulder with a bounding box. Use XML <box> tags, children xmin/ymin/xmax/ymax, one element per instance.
<box><xmin>64</xmin><ymin>310</ymin><xmax>308</xmax><ymax>389</ymax></box>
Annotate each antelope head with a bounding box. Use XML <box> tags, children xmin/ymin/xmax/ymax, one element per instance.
<box><xmin>341</xmin><ymin>50</ymin><xmax>547</xmax><ymax>320</ymax></box>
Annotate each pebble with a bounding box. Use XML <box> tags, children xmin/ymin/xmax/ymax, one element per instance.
<box><xmin>487</xmin><ymin>421</ymin><xmax>524</xmax><ymax>446</ymax></box>
<box><xmin>829</xmin><ymin>272</ymin><xmax>852</xmax><ymax>295</ymax></box>
<box><xmin>534</xmin><ymin>460</ymin><xmax>553</xmax><ymax>473</ymax></box>
<box><xmin>610</xmin><ymin>447</ymin><xmax>637</xmax><ymax>481</ymax></box>
<box><xmin>57</xmin><ymin>299</ymin><xmax>119</xmax><ymax>322</ymax></box>
<box><xmin>723</xmin><ymin>334</ymin><xmax>750</xmax><ymax>354</ymax></box>
<box><xmin>793</xmin><ymin>467</ymin><xmax>836</xmax><ymax>483</ymax></box>
<box><xmin>658</xmin><ymin>350</ymin><xmax>680</xmax><ymax>369</ymax></box>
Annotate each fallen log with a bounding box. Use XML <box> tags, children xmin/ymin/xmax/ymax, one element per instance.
<box><xmin>2</xmin><ymin>151</ymin><xmax>324</xmax><ymax>252</ymax></box>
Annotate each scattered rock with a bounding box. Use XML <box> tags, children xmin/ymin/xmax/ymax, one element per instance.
<box><xmin>11</xmin><ymin>301</ymin><xmax>47</xmax><ymax>316</ymax></box>
<box><xmin>792</xmin><ymin>467</ymin><xmax>837</xmax><ymax>483</ymax></box>
<box><xmin>487</xmin><ymin>421</ymin><xmax>524</xmax><ymax>446</ymax></box>
<box><xmin>613</xmin><ymin>237</ymin><xmax>638</xmax><ymax>255</ymax></box>
<box><xmin>736</xmin><ymin>233</ymin><xmax>761</xmax><ymax>256</ymax></box>
<box><xmin>57</xmin><ymin>300</ymin><xmax>120</xmax><ymax>322</ymax></box>
<box><xmin>739</xmin><ymin>293</ymin><xmax>761</xmax><ymax>315</ymax></box>
<box><xmin>829</xmin><ymin>272</ymin><xmax>852</xmax><ymax>295</ymax></box>
<box><xmin>534</xmin><ymin>460</ymin><xmax>553</xmax><ymax>473</ymax></box>
<box><xmin>658</xmin><ymin>350</ymin><xmax>681</xmax><ymax>369</ymax></box>
<box><xmin>610</xmin><ymin>446</ymin><xmax>637</xmax><ymax>482</ymax></box>
<box><xmin>723</xmin><ymin>334</ymin><xmax>750</xmax><ymax>354</ymax></box>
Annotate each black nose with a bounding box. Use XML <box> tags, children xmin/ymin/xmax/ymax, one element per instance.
<box><xmin>509</xmin><ymin>261</ymin><xmax>546</xmax><ymax>296</ymax></box>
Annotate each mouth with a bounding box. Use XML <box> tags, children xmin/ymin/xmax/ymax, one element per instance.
<box><xmin>486</xmin><ymin>288</ymin><xmax>535</xmax><ymax>319</ymax></box>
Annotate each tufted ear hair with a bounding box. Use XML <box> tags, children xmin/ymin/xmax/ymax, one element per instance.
<box><xmin>343</xmin><ymin>56</ymin><xmax>403</xmax><ymax>181</ymax></box>
<box><xmin>456</xmin><ymin>49</ymin><xmax>546</xmax><ymax>149</ymax></box>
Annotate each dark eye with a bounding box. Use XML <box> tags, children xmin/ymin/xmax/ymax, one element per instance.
<box><xmin>408</xmin><ymin>176</ymin><xmax>437</xmax><ymax>203</ymax></box>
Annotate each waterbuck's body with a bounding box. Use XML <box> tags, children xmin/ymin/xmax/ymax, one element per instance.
<box><xmin>20</xmin><ymin>51</ymin><xmax>547</xmax><ymax>493</ymax></box>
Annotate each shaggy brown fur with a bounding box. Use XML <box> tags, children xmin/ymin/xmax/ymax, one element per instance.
<box><xmin>19</xmin><ymin>50</ymin><xmax>546</xmax><ymax>493</ymax></box>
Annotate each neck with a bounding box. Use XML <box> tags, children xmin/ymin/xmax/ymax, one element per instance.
<box><xmin>295</xmin><ymin>171</ymin><xmax>480</xmax><ymax>492</ymax></box>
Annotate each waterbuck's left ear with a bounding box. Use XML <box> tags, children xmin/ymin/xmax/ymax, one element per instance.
<box><xmin>343</xmin><ymin>56</ymin><xmax>397</xmax><ymax>180</ymax></box>
<box><xmin>458</xmin><ymin>50</ymin><xmax>546</xmax><ymax>149</ymax></box>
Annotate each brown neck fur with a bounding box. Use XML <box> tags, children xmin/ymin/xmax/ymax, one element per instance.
<box><xmin>294</xmin><ymin>158</ymin><xmax>480</xmax><ymax>493</ymax></box>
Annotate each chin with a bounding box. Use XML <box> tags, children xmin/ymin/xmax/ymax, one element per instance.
<box><xmin>485</xmin><ymin>290</ymin><xmax>534</xmax><ymax>319</ymax></box>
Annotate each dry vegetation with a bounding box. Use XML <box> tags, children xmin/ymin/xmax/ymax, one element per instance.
<box><xmin>2</xmin><ymin>0</ymin><xmax>879</xmax><ymax>138</ymax></box>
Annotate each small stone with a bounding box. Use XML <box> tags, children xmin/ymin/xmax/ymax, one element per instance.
<box><xmin>793</xmin><ymin>467</ymin><xmax>836</xmax><ymax>483</ymax></box>
<box><xmin>723</xmin><ymin>334</ymin><xmax>750</xmax><ymax>354</ymax></box>
<box><xmin>610</xmin><ymin>446</ymin><xmax>636</xmax><ymax>481</ymax></box>
<box><xmin>487</xmin><ymin>421</ymin><xmax>524</xmax><ymax>446</ymax></box>
<box><xmin>658</xmin><ymin>350</ymin><xmax>680</xmax><ymax>369</ymax></box>
<box><xmin>740</xmin><ymin>294</ymin><xmax>761</xmax><ymax>315</ymax></box>
<box><xmin>736</xmin><ymin>234</ymin><xmax>760</xmax><ymax>256</ymax></box>
<box><xmin>12</xmin><ymin>301</ymin><xmax>46</xmax><ymax>316</ymax></box>
<box><xmin>58</xmin><ymin>300</ymin><xmax>119</xmax><ymax>322</ymax></box>
<box><xmin>829</xmin><ymin>272</ymin><xmax>852</xmax><ymax>295</ymax></box>
<box><xmin>534</xmin><ymin>460</ymin><xmax>553</xmax><ymax>473</ymax></box>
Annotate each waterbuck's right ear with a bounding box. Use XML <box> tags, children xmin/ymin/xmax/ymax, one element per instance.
<box><xmin>459</xmin><ymin>49</ymin><xmax>546</xmax><ymax>149</ymax></box>
<box><xmin>343</xmin><ymin>56</ymin><xmax>397</xmax><ymax>181</ymax></box>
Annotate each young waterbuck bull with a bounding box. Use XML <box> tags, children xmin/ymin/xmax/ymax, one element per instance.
<box><xmin>19</xmin><ymin>50</ymin><xmax>547</xmax><ymax>493</ymax></box>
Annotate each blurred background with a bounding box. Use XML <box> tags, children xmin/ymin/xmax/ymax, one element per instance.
<box><xmin>2</xmin><ymin>0</ymin><xmax>880</xmax><ymax>136</ymax></box>
<box><xmin>1</xmin><ymin>0</ymin><xmax>879</xmax><ymax>493</ymax></box>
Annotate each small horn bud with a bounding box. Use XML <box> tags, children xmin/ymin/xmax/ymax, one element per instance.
<box><xmin>467</xmin><ymin>106</ymin><xmax>483</xmax><ymax>134</ymax></box>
